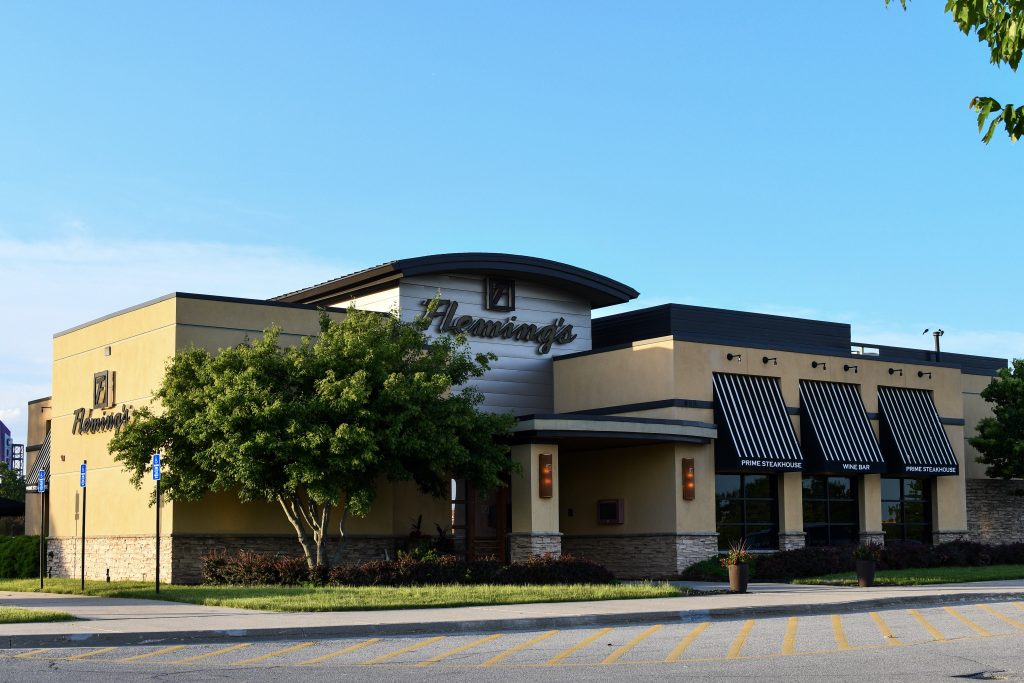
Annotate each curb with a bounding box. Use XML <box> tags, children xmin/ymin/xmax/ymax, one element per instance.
<box><xmin>6</xmin><ymin>590</ymin><xmax>1024</xmax><ymax>649</ymax></box>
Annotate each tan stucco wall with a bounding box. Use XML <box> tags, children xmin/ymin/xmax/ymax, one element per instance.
<box><xmin>510</xmin><ymin>443</ymin><xmax>559</xmax><ymax>533</ymax></box>
<box><xmin>962</xmin><ymin>373</ymin><xmax>998</xmax><ymax>480</ymax></box>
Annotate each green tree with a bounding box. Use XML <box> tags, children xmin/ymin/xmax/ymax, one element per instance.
<box><xmin>0</xmin><ymin>462</ymin><xmax>26</xmax><ymax>502</ymax></box>
<box><xmin>970</xmin><ymin>359</ymin><xmax>1024</xmax><ymax>478</ymax></box>
<box><xmin>108</xmin><ymin>306</ymin><xmax>516</xmax><ymax>569</ymax></box>
<box><xmin>889</xmin><ymin>1</ymin><xmax>1024</xmax><ymax>143</ymax></box>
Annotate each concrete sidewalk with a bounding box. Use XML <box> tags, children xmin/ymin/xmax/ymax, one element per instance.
<box><xmin>3</xmin><ymin>580</ymin><xmax>1024</xmax><ymax>648</ymax></box>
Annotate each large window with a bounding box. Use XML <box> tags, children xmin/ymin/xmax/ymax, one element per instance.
<box><xmin>881</xmin><ymin>477</ymin><xmax>932</xmax><ymax>544</ymax></box>
<box><xmin>802</xmin><ymin>476</ymin><xmax>858</xmax><ymax>546</ymax></box>
<box><xmin>716</xmin><ymin>474</ymin><xmax>778</xmax><ymax>550</ymax></box>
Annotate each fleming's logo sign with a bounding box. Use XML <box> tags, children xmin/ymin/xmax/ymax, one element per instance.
<box><xmin>72</xmin><ymin>370</ymin><xmax>132</xmax><ymax>435</ymax></box>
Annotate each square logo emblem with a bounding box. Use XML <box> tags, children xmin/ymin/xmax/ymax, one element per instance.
<box><xmin>485</xmin><ymin>277</ymin><xmax>515</xmax><ymax>312</ymax></box>
<box><xmin>93</xmin><ymin>370</ymin><xmax>115</xmax><ymax>409</ymax></box>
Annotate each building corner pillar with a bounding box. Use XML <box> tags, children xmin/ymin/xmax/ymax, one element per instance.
<box><xmin>509</xmin><ymin>443</ymin><xmax>561</xmax><ymax>562</ymax></box>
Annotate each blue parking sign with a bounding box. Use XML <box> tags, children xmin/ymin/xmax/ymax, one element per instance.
<box><xmin>152</xmin><ymin>453</ymin><xmax>161</xmax><ymax>481</ymax></box>
<box><xmin>38</xmin><ymin>469</ymin><xmax>46</xmax><ymax>493</ymax></box>
<box><xmin>80</xmin><ymin>463</ymin><xmax>86</xmax><ymax>488</ymax></box>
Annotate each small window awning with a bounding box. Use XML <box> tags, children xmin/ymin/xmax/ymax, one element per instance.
<box><xmin>799</xmin><ymin>380</ymin><xmax>886</xmax><ymax>474</ymax></box>
<box><xmin>713</xmin><ymin>373</ymin><xmax>803</xmax><ymax>472</ymax></box>
<box><xmin>877</xmin><ymin>386</ymin><xmax>959</xmax><ymax>476</ymax></box>
<box><xmin>25</xmin><ymin>431</ymin><xmax>50</xmax><ymax>493</ymax></box>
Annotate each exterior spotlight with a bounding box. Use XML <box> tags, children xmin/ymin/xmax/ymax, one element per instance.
<box><xmin>889</xmin><ymin>368</ymin><xmax>903</xmax><ymax>376</ymax></box>
<box><xmin>762</xmin><ymin>356</ymin><xmax>777</xmax><ymax>365</ymax></box>
<box><xmin>918</xmin><ymin>371</ymin><xmax>932</xmax><ymax>379</ymax></box>
<box><xmin>727</xmin><ymin>353</ymin><xmax>742</xmax><ymax>361</ymax></box>
<box><xmin>538</xmin><ymin>453</ymin><xmax>553</xmax><ymax>498</ymax></box>
<box><xmin>843</xmin><ymin>364</ymin><xmax>858</xmax><ymax>373</ymax></box>
<box><xmin>682</xmin><ymin>458</ymin><xmax>695</xmax><ymax>501</ymax></box>
<box><xmin>811</xmin><ymin>361</ymin><xmax>827</xmax><ymax>370</ymax></box>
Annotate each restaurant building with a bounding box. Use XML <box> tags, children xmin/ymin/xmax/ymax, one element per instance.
<box><xmin>24</xmin><ymin>253</ymin><xmax>1015</xmax><ymax>581</ymax></box>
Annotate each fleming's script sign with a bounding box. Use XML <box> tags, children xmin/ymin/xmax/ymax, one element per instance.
<box><xmin>72</xmin><ymin>369</ymin><xmax>132</xmax><ymax>435</ymax></box>
<box><xmin>422</xmin><ymin>299</ymin><xmax>577</xmax><ymax>355</ymax></box>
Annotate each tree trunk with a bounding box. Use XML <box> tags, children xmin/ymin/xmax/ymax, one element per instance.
<box><xmin>277</xmin><ymin>496</ymin><xmax>318</xmax><ymax>570</ymax></box>
<box><xmin>330</xmin><ymin>504</ymin><xmax>351</xmax><ymax>566</ymax></box>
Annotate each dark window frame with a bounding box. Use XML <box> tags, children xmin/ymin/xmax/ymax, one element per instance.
<box><xmin>715</xmin><ymin>473</ymin><xmax>779</xmax><ymax>550</ymax></box>
<box><xmin>802</xmin><ymin>475</ymin><xmax>859</xmax><ymax>547</ymax></box>
<box><xmin>881</xmin><ymin>477</ymin><xmax>933</xmax><ymax>544</ymax></box>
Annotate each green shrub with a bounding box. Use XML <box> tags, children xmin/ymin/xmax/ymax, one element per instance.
<box><xmin>0</xmin><ymin>536</ymin><xmax>42</xmax><ymax>579</ymax></box>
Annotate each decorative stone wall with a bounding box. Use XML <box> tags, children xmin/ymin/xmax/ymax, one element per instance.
<box><xmin>778</xmin><ymin>532</ymin><xmax>806</xmax><ymax>551</ymax></box>
<box><xmin>508</xmin><ymin>533</ymin><xmax>562</xmax><ymax>563</ymax></box>
<box><xmin>966</xmin><ymin>479</ymin><xmax>1024</xmax><ymax>544</ymax></box>
<box><xmin>47</xmin><ymin>534</ymin><xmax>400</xmax><ymax>584</ymax></box>
<box><xmin>859</xmin><ymin>532</ymin><xmax>885</xmax><ymax>546</ymax></box>
<box><xmin>563</xmin><ymin>533</ymin><xmax>718</xmax><ymax>579</ymax></box>
<box><xmin>933</xmin><ymin>530</ymin><xmax>969</xmax><ymax>545</ymax></box>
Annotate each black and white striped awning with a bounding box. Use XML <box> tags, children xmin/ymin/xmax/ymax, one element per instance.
<box><xmin>877</xmin><ymin>386</ymin><xmax>959</xmax><ymax>476</ymax></box>
<box><xmin>799</xmin><ymin>380</ymin><xmax>886</xmax><ymax>474</ymax></box>
<box><xmin>713</xmin><ymin>373</ymin><xmax>803</xmax><ymax>472</ymax></box>
<box><xmin>24</xmin><ymin>431</ymin><xmax>50</xmax><ymax>493</ymax></box>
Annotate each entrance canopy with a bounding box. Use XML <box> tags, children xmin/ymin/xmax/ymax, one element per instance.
<box><xmin>878</xmin><ymin>386</ymin><xmax>959</xmax><ymax>476</ymax></box>
<box><xmin>713</xmin><ymin>373</ymin><xmax>803</xmax><ymax>472</ymax></box>
<box><xmin>800</xmin><ymin>380</ymin><xmax>886</xmax><ymax>475</ymax></box>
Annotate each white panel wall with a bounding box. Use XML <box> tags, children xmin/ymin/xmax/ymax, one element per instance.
<box><xmin>399</xmin><ymin>274</ymin><xmax>593</xmax><ymax>415</ymax></box>
<box><xmin>328</xmin><ymin>287</ymin><xmax>400</xmax><ymax>313</ymax></box>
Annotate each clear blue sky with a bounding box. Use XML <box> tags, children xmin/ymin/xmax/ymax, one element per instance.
<box><xmin>1</xmin><ymin>2</ymin><xmax>1020</xmax><ymax>444</ymax></box>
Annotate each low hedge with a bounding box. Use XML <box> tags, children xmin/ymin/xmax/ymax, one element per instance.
<box><xmin>680</xmin><ymin>540</ymin><xmax>1024</xmax><ymax>583</ymax></box>
<box><xmin>0</xmin><ymin>535</ymin><xmax>41</xmax><ymax>579</ymax></box>
<box><xmin>201</xmin><ymin>550</ymin><xmax>615</xmax><ymax>586</ymax></box>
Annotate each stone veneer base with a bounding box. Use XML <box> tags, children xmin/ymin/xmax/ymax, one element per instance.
<box><xmin>508</xmin><ymin>533</ymin><xmax>562</xmax><ymax>563</ymax></box>
<box><xmin>967</xmin><ymin>479</ymin><xmax>1024</xmax><ymax>545</ymax></box>
<box><xmin>778</xmin><ymin>532</ymin><xmax>806</xmax><ymax>551</ymax></box>
<box><xmin>859</xmin><ymin>532</ymin><xmax>885</xmax><ymax>546</ymax></box>
<box><xmin>562</xmin><ymin>533</ymin><xmax>718</xmax><ymax>579</ymax></box>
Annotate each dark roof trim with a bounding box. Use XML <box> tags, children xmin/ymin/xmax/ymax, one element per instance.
<box><xmin>518</xmin><ymin>412</ymin><xmax>716</xmax><ymax>430</ymax></box>
<box><xmin>563</xmin><ymin>398</ymin><xmax>715</xmax><ymax>415</ymax></box>
<box><xmin>853</xmin><ymin>342</ymin><xmax>1007</xmax><ymax>377</ymax></box>
<box><xmin>27</xmin><ymin>396</ymin><xmax>52</xmax><ymax>406</ymax></box>
<box><xmin>511</xmin><ymin>430</ymin><xmax>709</xmax><ymax>444</ymax></box>
<box><xmin>273</xmin><ymin>253</ymin><xmax>639</xmax><ymax>310</ymax></box>
<box><xmin>54</xmin><ymin>292</ymin><xmax>325</xmax><ymax>339</ymax></box>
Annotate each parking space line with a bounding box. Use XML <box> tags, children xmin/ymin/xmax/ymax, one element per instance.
<box><xmin>297</xmin><ymin>638</ymin><xmax>380</xmax><ymax>666</ymax></box>
<box><xmin>944</xmin><ymin>607</ymin><xmax>991</xmax><ymax>637</ymax></box>
<box><xmin>870</xmin><ymin>611</ymin><xmax>901</xmax><ymax>646</ymax></box>
<box><xmin>979</xmin><ymin>604</ymin><xmax>1024</xmax><ymax>629</ymax></box>
<box><xmin>727</xmin><ymin>620</ymin><xmax>755</xmax><ymax>659</ymax></box>
<box><xmin>908</xmin><ymin>609</ymin><xmax>945</xmax><ymax>641</ymax></box>
<box><xmin>480</xmin><ymin>630</ymin><xmax>557</xmax><ymax>667</ymax></box>
<box><xmin>664</xmin><ymin>622</ymin><xmax>709</xmax><ymax>662</ymax></box>
<box><xmin>361</xmin><ymin>636</ymin><xmax>445</xmax><ymax>665</ymax></box>
<box><xmin>831</xmin><ymin>615</ymin><xmax>850</xmax><ymax>650</ymax></box>
<box><xmin>547</xmin><ymin>627</ymin><xmax>613</xmax><ymax>665</ymax></box>
<box><xmin>64</xmin><ymin>647</ymin><xmax>118</xmax><ymax>660</ymax></box>
<box><xmin>781</xmin><ymin>616</ymin><xmax>798</xmax><ymax>655</ymax></box>
<box><xmin>1013</xmin><ymin>602</ymin><xmax>1024</xmax><ymax>613</ymax></box>
<box><xmin>14</xmin><ymin>648</ymin><xmax>50</xmax><ymax>659</ymax></box>
<box><xmin>415</xmin><ymin>634</ymin><xmax>501</xmax><ymax>667</ymax></box>
<box><xmin>232</xmin><ymin>641</ymin><xmax>315</xmax><ymax>666</ymax></box>
<box><xmin>170</xmin><ymin>643</ymin><xmax>251</xmax><ymax>664</ymax></box>
<box><xmin>602</xmin><ymin>624</ymin><xmax>662</xmax><ymax>664</ymax></box>
<box><xmin>116</xmin><ymin>645</ymin><xmax>187</xmax><ymax>662</ymax></box>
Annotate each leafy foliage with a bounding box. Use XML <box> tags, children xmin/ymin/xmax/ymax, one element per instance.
<box><xmin>109</xmin><ymin>306</ymin><xmax>516</xmax><ymax>569</ymax></box>
<box><xmin>971</xmin><ymin>359</ymin><xmax>1024</xmax><ymax>478</ymax></box>
<box><xmin>888</xmin><ymin>1</ymin><xmax>1024</xmax><ymax>142</ymax></box>
<box><xmin>0</xmin><ymin>462</ymin><xmax>26</xmax><ymax>503</ymax></box>
<box><xmin>0</xmin><ymin>535</ymin><xmax>40</xmax><ymax>579</ymax></box>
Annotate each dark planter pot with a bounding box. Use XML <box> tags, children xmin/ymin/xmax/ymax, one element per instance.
<box><xmin>728</xmin><ymin>563</ymin><xmax>749</xmax><ymax>594</ymax></box>
<box><xmin>856</xmin><ymin>559</ymin><xmax>876</xmax><ymax>587</ymax></box>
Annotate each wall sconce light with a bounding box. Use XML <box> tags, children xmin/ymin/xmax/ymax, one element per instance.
<box><xmin>889</xmin><ymin>368</ymin><xmax>903</xmax><ymax>376</ymax></box>
<box><xmin>538</xmin><ymin>453</ymin><xmax>553</xmax><ymax>498</ymax></box>
<box><xmin>727</xmin><ymin>353</ymin><xmax>742</xmax><ymax>361</ymax></box>
<box><xmin>762</xmin><ymin>356</ymin><xmax>777</xmax><ymax>365</ymax></box>
<box><xmin>918</xmin><ymin>371</ymin><xmax>932</xmax><ymax>379</ymax></box>
<box><xmin>811</xmin><ymin>361</ymin><xmax>827</xmax><ymax>370</ymax></box>
<box><xmin>682</xmin><ymin>458</ymin><xmax>695</xmax><ymax>501</ymax></box>
<box><xmin>103</xmin><ymin>346</ymin><xmax>111</xmax><ymax>357</ymax></box>
<box><xmin>843</xmin><ymin>364</ymin><xmax>858</xmax><ymax>373</ymax></box>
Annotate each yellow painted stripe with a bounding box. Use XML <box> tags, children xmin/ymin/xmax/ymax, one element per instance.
<box><xmin>664</xmin><ymin>622</ymin><xmax>709</xmax><ymax>662</ymax></box>
<box><xmin>233</xmin><ymin>641</ymin><xmax>315</xmax><ymax>666</ymax></box>
<box><xmin>979</xmin><ymin>603</ymin><xmax>1024</xmax><ymax>629</ymax></box>
<box><xmin>64</xmin><ymin>647</ymin><xmax>118</xmax><ymax>660</ymax></box>
<box><xmin>480</xmin><ymin>630</ymin><xmax>557</xmax><ymax>667</ymax></box>
<box><xmin>831</xmin><ymin>615</ymin><xmax>850</xmax><ymax>650</ymax></box>
<box><xmin>727</xmin><ymin>620</ymin><xmax>755</xmax><ymax>659</ymax></box>
<box><xmin>602</xmin><ymin>625</ymin><xmax>662</xmax><ymax>665</ymax></box>
<box><xmin>870</xmin><ymin>611</ymin><xmax>901</xmax><ymax>646</ymax></box>
<box><xmin>781</xmin><ymin>616</ymin><xmax>798</xmax><ymax>655</ymax></box>
<box><xmin>116</xmin><ymin>645</ymin><xmax>186</xmax><ymax>662</ymax></box>
<box><xmin>297</xmin><ymin>638</ymin><xmax>380</xmax><ymax>665</ymax></box>
<box><xmin>15</xmin><ymin>648</ymin><xmax>50</xmax><ymax>659</ymax></box>
<box><xmin>1015</xmin><ymin>601</ymin><xmax>1024</xmax><ymax>612</ymax></box>
<box><xmin>415</xmin><ymin>633</ymin><xmax>501</xmax><ymax>667</ymax></box>
<box><xmin>944</xmin><ymin>607</ymin><xmax>991</xmax><ymax>637</ymax></box>
<box><xmin>361</xmin><ymin>636</ymin><xmax>445</xmax><ymax>665</ymax></box>
<box><xmin>546</xmin><ymin>627</ymin><xmax>613</xmax><ymax>665</ymax></box>
<box><xmin>170</xmin><ymin>643</ymin><xmax>251</xmax><ymax>664</ymax></box>
<box><xmin>908</xmin><ymin>609</ymin><xmax>945</xmax><ymax>641</ymax></box>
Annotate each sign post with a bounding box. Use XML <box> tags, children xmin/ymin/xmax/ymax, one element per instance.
<box><xmin>37</xmin><ymin>469</ymin><xmax>46</xmax><ymax>590</ymax></box>
<box><xmin>80</xmin><ymin>460</ymin><xmax>87</xmax><ymax>591</ymax></box>
<box><xmin>152</xmin><ymin>453</ymin><xmax>161</xmax><ymax>593</ymax></box>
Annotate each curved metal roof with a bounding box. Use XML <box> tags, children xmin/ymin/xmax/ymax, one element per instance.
<box><xmin>273</xmin><ymin>252</ymin><xmax>639</xmax><ymax>309</ymax></box>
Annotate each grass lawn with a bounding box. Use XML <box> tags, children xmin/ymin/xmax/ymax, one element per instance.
<box><xmin>0</xmin><ymin>606</ymin><xmax>77</xmax><ymax>624</ymax></box>
<box><xmin>0</xmin><ymin>578</ymin><xmax>687</xmax><ymax>612</ymax></box>
<box><xmin>795</xmin><ymin>563</ymin><xmax>1024</xmax><ymax>586</ymax></box>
